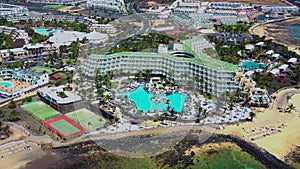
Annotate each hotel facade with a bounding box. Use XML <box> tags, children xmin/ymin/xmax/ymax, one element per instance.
<box><xmin>82</xmin><ymin>36</ymin><xmax>239</xmax><ymax>96</ymax></box>
<box><xmin>0</xmin><ymin>69</ymin><xmax>49</xmax><ymax>98</ymax></box>
<box><xmin>86</xmin><ymin>0</ymin><xmax>126</xmax><ymax>13</ymax></box>
<box><xmin>0</xmin><ymin>3</ymin><xmax>28</xmax><ymax>18</ymax></box>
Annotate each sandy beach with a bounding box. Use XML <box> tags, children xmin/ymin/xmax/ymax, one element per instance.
<box><xmin>0</xmin><ymin>143</ymin><xmax>46</xmax><ymax>169</ymax></box>
<box><xmin>250</xmin><ymin>18</ymin><xmax>300</xmax><ymax>55</ymax></box>
<box><xmin>217</xmin><ymin>88</ymin><xmax>300</xmax><ymax>159</ymax></box>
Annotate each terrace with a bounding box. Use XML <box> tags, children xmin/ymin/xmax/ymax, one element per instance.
<box><xmin>112</xmin><ymin>78</ymin><xmax>252</xmax><ymax>123</ymax></box>
<box><xmin>0</xmin><ymin>78</ymin><xmax>31</xmax><ymax>96</ymax></box>
<box><xmin>91</xmin><ymin>50</ymin><xmax>238</xmax><ymax>72</ymax></box>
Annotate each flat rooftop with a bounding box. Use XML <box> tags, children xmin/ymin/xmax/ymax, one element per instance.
<box><xmin>38</xmin><ymin>85</ymin><xmax>82</xmax><ymax>104</ymax></box>
<box><xmin>91</xmin><ymin>36</ymin><xmax>238</xmax><ymax>72</ymax></box>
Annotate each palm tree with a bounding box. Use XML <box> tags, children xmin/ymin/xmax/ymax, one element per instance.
<box><xmin>107</xmin><ymin>70</ymin><xmax>114</xmax><ymax>80</ymax></box>
<box><xmin>168</xmin><ymin>71</ymin><xmax>175</xmax><ymax>84</ymax></box>
<box><xmin>95</xmin><ymin>69</ymin><xmax>100</xmax><ymax>83</ymax></box>
<box><xmin>136</xmin><ymin>70</ymin><xmax>143</xmax><ymax>82</ymax></box>
<box><xmin>8</xmin><ymin>100</ymin><xmax>16</xmax><ymax>109</ymax></box>
<box><xmin>104</xmin><ymin>94</ymin><xmax>111</xmax><ymax>102</ymax></box>
<box><xmin>271</xmin><ymin>95</ymin><xmax>276</xmax><ymax>109</ymax></box>
<box><xmin>0</xmin><ymin>109</ymin><xmax>6</xmax><ymax>117</ymax></box>
<box><xmin>287</xmin><ymin>104</ymin><xmax>295</xmax><ymax>113</ymax></box>
<box><xmin>8</xmin><ymin>110</ymin><xmax>20</xmax><ymax>122</ymax></box>
<box><xmin>249</xmin><ymin>112</ymin><xmax>256</xmax><ymax>121</ymax></box>
<box><xmin>145</xmin><ymin>69</ymin><xmax>152</xmax><ymax>83</ymax></box>
<box><xmin>97</xmin><ymin>89</ymin><xmax>105</xmax><ymax>99</ymax></box>
<box><xmin>198</xmin><ymin>106</ymin><xmax>203</xmax><ymax>117</ymax></box>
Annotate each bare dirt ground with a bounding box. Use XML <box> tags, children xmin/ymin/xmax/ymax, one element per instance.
<box><xmin>0</xmin><ymin>126</ymin><xmax>26</xmax><ymax>145</ymax></box>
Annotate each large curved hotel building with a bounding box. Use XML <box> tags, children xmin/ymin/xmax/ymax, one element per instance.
<box><xmin>82</xmin><ymin>36</ymin><xmax>239</xmax><ymax>96</ymax></box>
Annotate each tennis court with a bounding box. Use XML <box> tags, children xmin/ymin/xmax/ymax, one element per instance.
<box><xmin>50</xmin><ymin>120</ymin><xmax>80</xmax><ymax>136</ymax></box>
<box><xmin>43</xmin><ymin>5</ymin><xmax>67</xmax><ymax>9</ymax></box>
<box><xmin>32</xmin><ymin>66</ymin><xmax>55</xmax><ymax>74</ymax></box>
<box><xmin>66</xmin><ymin>108</ymin><xmax>106</xmax><ymax>131</ymax></box>
<box><xmin>42</xmin><ymin>115</ymin><xmax>85</xmax><ymax>141</ymax></box>
<box><xmin>21</xmin><ymin>102</ymin><xmax>61</xmax><ymax>121</ymax></box>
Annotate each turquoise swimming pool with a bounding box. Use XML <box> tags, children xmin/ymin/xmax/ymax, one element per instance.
<box><xmin>0</xmin><ymin>81</ymin><xmax>12</xmax><ymax>88</ymax></box>
<box><xmin>241</xmin><ymin>61</ymin><xmax>266</xmax><ymax>70</ymax></box>
<box><xmin>128</xmin><ymin>87</ymin><xmax>186</xmax><ymax>112</ymax></box>
<box><xmin>35</xmin><ymin>29</ymin><xmax>57</xmax><ymax>36</ymax></box>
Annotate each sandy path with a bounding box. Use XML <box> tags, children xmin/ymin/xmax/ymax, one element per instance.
<box><xmin>0</xmin><ymin>126</ymin><xmax>26</xmax><ymax>145</ymax></box>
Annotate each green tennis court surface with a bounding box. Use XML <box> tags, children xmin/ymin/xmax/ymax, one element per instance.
<box><xmin>66</xmin><ymin>108</ymin><xmax>106</xmax><ymax>131</ymax></box>
<box><xmin>50</xmin><ymin>119</ymin><xmax>80</xmax><ymax>136</ymax></box>
<box><xmin>21</xmin><ymin>102</ymin><xmax>61</xmax><ymax>121</ymax></box>
<box><xmin>43</xmin><ymin>5</ymin><xmax>66</xmax><ymax>9</ymax></box>
<box><xmin>32</xmin><ymin>66</ymin><xmax>55</xmax><ymax>74</ymax></box>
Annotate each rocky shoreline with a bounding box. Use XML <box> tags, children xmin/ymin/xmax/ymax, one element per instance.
<box><xmin>48</xmin><ymin>130</ymin><xmax>292</xmax><ymax>169</ymax></box>
<box><xmin>251</xmin><ymin>17</ymin><xmax>300</xmax><ymax>54</ymax></box>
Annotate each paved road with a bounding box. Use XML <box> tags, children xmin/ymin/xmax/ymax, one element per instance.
<box><xmin>2</xmin><ymin>54</ymin><xmax>49</xmax><ymax>65</ymax></box>
<box><xmin>126</xmin><ymin>2</ymin><xmax>151</xmax><ymax>39</ymax></box>
<box><xmin>272</xmin><ymin>87</ymin><xmax>300</xmax><ymax>110</ymax></box>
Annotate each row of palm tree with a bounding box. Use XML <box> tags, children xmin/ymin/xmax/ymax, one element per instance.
<box><xmin>135</xmin><ymin>69</ymin><xmax>152</xmax><ymax>83</ymax></box>
<box><xmin>95</xmin><ymin>70</ymin><xmax>115</xmax><ymax>102</ymax></box>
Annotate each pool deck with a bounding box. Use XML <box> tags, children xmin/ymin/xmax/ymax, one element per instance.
<box><xmin>0</xmin><ymin>78</ymin><xmax>31</xmax><ymax>94</ymax></box>
<box><xmin>128</xmin><ymin>87</ymin><xmax>186</xmax><ymax>113</ymax></box>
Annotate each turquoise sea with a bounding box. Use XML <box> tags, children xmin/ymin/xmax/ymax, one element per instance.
<box><xmin>288</xmin><ymin>26</ymin><xmax>300</xmax><ymax>40</ymax></box>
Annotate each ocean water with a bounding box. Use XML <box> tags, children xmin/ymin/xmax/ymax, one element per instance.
<box><xmin>288</xmin><ymin>26</ymin><xmax>300</xmax><ymax>40</ymax></box>
<box><xmin>289</xmin><ymin>0</ymin><xmax>300</xmax><ymax>6</ymax></box>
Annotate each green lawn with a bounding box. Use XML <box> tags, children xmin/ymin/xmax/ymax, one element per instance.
<box><xmin>66</xmin><ymin>108</ymin><xmax>106</xmax><ymax>131</ymax></box>
<box><xmin>111</xmin><ymin>81</ymin><xmax>119</xmax><ymax>89</ymax></box>
<box><xmin>21</xmin><ymin>102</ymin><xmax>61</xmax><ymax>121</ymax></box>
<box><xmin>43</xmin><ymin>5</ymin><xmax>67</xmax><ymax>9</ymax></box>
<box><xmin>50</xmin><ymin>119</ymin><xmax>80</xmax><ymax>136</ymax></box>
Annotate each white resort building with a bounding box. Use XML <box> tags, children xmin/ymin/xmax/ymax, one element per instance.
<box><xmin>82</xmin><ymin>36</ymin><xmax>239</xmax><ymax>96</ymax></box>
<box><xmin>86</xmin><ymin>0</ymin><xmax>126</xmax><ymax>13</ymax></box>
<box><xmin>0</xmin><ymin>26</ymin><xmax>29</xmax><ymax>44</ymax></box>
<box><xmin>0</xmin><ymin>69</ymin><xmax>49</xmax><ymax>98</ymax></box>
<box><xmin>172</xmin><ymin>0</ymin><xmax>201</xmax><ymax>13</ymax></box>
<box><xmin>37</xmin><ymin>85</ymin><xmax>82</xmax><ymax>113</ymax></box>
<box><xmin>26</xmin><ymin>0</ymin><xmax>86</xmax><ymax>5</ymax></box>
<box><xmin>0</xmin><ymin>3</ymin><xmax>28</xmax><ymax>18</ymax></box>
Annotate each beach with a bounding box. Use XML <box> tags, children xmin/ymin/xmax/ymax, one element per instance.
<box><xmin>217</xmin><ymin>88</ymin><xmax>300</xmax><ymax>159</ymax></box>
<box><xmin>0</xmin><ymin>143</ymin><xmax>46</xmax><ymax>169</ymax></box>
<box><xmin>250</xmin><ymin>17</ymin><xmax>300</xmax><ymax>55</ymax></box>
